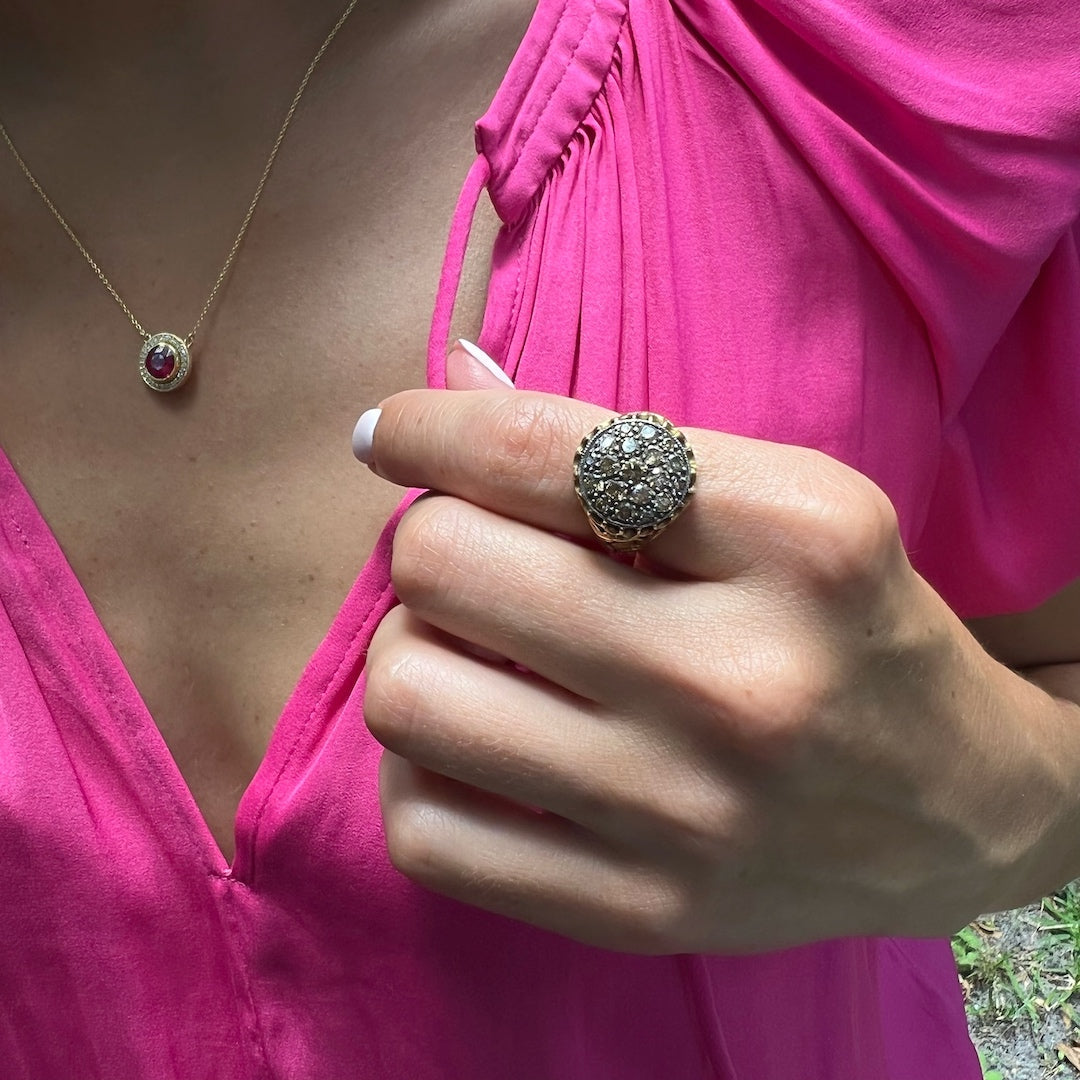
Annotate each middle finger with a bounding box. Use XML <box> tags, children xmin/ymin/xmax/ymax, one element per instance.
<box><xmin>390</xmin><ymin>492</ymin><xmax>697</xmax><ymax>702</ymax></box>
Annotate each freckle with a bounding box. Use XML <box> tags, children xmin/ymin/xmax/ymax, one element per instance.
<box><xmin>187</xmin><ymin>454</ymin><xmax>197</xmax><ymax>463</ymax></box>
<box><xmin>307</xmin><ymin>573</ymin><xmax>316</xmax><ymax>582</ymax></box>
<box><xmin>865</xmin><ymin>627</ymin><xmax>875</xmax><ymax>637</ymax></box>
<box><xmin>247</xmin><ymin>554</ymin><xmax>255</xmax><ymax>562</ymax></box>
<box><xmin>198</xmin><ymin>545</ymin><xmax>208</xmax><ymax>556</ymax></box>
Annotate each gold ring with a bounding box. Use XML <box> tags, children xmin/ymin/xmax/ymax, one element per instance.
<box><xmin>573</xmin><ymin>411</ymin><xmax>697</xmax><ymax>552</ymax></box>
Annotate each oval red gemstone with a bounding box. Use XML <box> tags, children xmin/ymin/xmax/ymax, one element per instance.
<box><xmin>145</xmin><ymin>344</ymin><xmax>177</xmax><ymax>380</ymax></box>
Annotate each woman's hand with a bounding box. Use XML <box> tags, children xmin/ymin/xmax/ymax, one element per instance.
<box><xmin>360</xmin><ymin>359</ymin><xmax>1079</xmax><ymax>956</ymax></box>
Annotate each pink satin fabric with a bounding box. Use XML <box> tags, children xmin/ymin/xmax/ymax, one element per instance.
<box><xmin>3</xmin><ymin>1</ymin><xmax>1078</xmax><ymax>1076</ymax></box>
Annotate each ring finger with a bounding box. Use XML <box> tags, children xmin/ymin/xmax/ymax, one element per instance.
<box><xmin>365</xmin><ymin>605</ymin><xmax>718</xmax><ymax>852</ymax></box>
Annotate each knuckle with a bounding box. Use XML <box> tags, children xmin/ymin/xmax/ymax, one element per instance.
<box><xmin>685</xmin><ymin>640</ymin><xmax>827</xmax><ymax>766</ymax></box>
<box><xmin>611</xmin><ymin>745</ymin><xmax>758</xmax><ymax>863</ymax></box>
<box><xmin>390</xmin><ymin>496</ymin><xmax>473</xmax><ymax>610</ymax></box>
<box><xmin>657</xmin><ymin>782</ymin><xmax>760</xmax><ymax>864</ymax></box>
<box><xmin>607</xmin><ymin>871</ymin><xmax>692</xmax><ymax>955</ymax></box>
<box><xmin>732</xmin><ymin>646</ymin><xmax>829</xmax><ymax>761</ymax></box>
<box><xmin>382</xmin><ymin>800</ymin><xmax>441</xmax><ymax>884</ymax></box>
<box><xmin>363</xmin><ymin>640</ymin><xmax>429</xmax><ymax>752</ymax></box>
<box><xmin>613</xmin><ymin>870</ymin><xmax>745</xmax><ymax>956</ymax></box>
<box><xmin>793</xmin><ymin>462</ymin><xmax>901</xmax><ymax>590</ymax></box>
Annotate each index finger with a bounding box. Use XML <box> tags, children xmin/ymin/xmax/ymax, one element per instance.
<box><xmin>358</xmin><ymin>388</ymin><xmax>826</xmax><ymax>580</ymax></box>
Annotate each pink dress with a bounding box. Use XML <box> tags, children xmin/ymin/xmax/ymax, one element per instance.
<box><xmin>2</xmin><ymin>0</ymin><xmax>1078</xmax><ymax>1076</ymax></box>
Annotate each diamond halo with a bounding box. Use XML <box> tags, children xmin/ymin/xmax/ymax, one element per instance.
<box><xmin>139</xmin><ymin>332</ymin><xmax>192</xmax><ymax>392</ymax></box>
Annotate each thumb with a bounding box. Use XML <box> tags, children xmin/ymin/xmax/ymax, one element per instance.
<box><xmin>446</xmin><ymin>338</ymin><xmax>516</xmax><ymax>391</ymax></box>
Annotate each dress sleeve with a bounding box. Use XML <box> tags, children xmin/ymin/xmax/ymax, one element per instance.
<box><xmin>668</xmin><ymin>0</ymin><xmax>1080</xmax><ymax>614</ymax></box>
<box><xmin>673</xmin><ymin>0</ymin><xmax>1080</xmax><ymax>403</ymax></box>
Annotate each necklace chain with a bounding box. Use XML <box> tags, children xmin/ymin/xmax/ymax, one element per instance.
<box><xmin>0</xmin><ymin>0</ymin><xmax>359</xmax><ymax>348</ymax></box>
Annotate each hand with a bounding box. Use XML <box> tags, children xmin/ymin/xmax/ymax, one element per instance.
<box><xmin>360</xmin><ymin>350</ymin><xmax>1074</xmax><ymax>955</ymax></box>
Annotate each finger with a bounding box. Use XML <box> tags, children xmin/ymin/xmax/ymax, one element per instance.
<box><xmin>367</xmin><ymin>604</ymin><xmax>723</xmax><ymax>850</ymax></box>
<box><xmin>363</xmin><ymin>387</ymin><xmax>861</xmax><ymax>582</ymax></box>
<box><xmin>390</xmin><ymin>494</ymin><xmax>693</xmax><ymax>701</ymax></box>
<box><xmin>388</xmin><ymin>497</ymin><xmax>798</xmax><ymax>767</ymax></box>
<box><xmin>445</xmin><ymin>339</ymin><xmax>516</xmax><ymax>391</ymax></box>
<box><xmin>377</xmin><ymin>749</ymin><xmax>684</xmax><ymax>954</ymax></box>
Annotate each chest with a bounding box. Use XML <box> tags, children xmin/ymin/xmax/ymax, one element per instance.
<box><xmin>0</xmin><ymin>109</ymin><xmax>505</xmax><ymax>866</ymax></box>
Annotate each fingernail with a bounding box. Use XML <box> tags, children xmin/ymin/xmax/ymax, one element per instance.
<box><xmin>352</xmin><ymin>408</ymin><xmax>381</xmax><ymax>464</ymax></box>
<box><xmin>455</xmin><ymin>338</ymin><xmax>515</xmax><ymax>387</ymax></box>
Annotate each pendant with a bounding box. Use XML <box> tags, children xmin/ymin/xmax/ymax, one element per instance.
<box><xmin>139</xmin><ymin>332</ymin><xmax>192</xmax><ymax>392</ymax></box>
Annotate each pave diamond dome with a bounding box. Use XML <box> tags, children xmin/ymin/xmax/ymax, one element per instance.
<box><xmin>573</xmin><ymin>412</ymin><xmax>697</xmax><ymax>551</ymax></box>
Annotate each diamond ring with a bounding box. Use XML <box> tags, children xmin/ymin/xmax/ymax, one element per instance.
<box><xmin>572</xmin><ymin>411</ymin><xmax>697</xmax><ymax>552</ymax></box>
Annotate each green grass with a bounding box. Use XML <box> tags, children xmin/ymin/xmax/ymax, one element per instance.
<box><xmin>953</xmin><ymin>880</ymin><xmax>1080</xmax><ymax>1079</ymax></box>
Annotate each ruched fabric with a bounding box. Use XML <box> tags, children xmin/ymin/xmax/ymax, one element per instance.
<box><xmin>2</xmin><ymin>1</ymin><xmax>1078</xmax><ymax>1076</ymax></box>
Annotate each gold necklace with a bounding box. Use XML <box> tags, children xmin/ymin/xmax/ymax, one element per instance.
<box><xmin>0</xmin><ymin>0</ymin><xmax>359</xmax><ymax>392</ymax></box>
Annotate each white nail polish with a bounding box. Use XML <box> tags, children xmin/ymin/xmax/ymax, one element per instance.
<box><xmin>456</xmin><ymin>338</ymin><xmax>515</xmax><ymax>387</ymax></box>
<box><xmin>352</xmin><ymin>408</ymin><xmax>382</xmax><ymax>464</ymax></box>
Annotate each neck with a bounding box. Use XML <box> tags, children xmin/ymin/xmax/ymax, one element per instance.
<box><xmin>0</xmin><ymin>0</ymin><xmax>418</xmax><ymax>102</ymax></box>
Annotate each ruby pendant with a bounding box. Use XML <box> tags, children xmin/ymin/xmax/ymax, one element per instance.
<box><xmin>139</xmin><ymin>332</ymin><xmax>192</xmax><ymax>392</ymax></box>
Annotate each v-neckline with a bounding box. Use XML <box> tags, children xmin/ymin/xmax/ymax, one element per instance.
<box><xmin>0</xmin><ymin>0</ymin><xmax>621</xmax><ymax>883</ymax></box>
<box><xmin>0</xmin><ymin>442</ymin><xmax>417</xmax><ymax>880</ymax></box>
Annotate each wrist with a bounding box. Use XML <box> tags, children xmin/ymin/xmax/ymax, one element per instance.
<box><xmin>991</xmin><ymin>663</ymin><xmax>1080</xmax><ymax>909</ymax></box>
